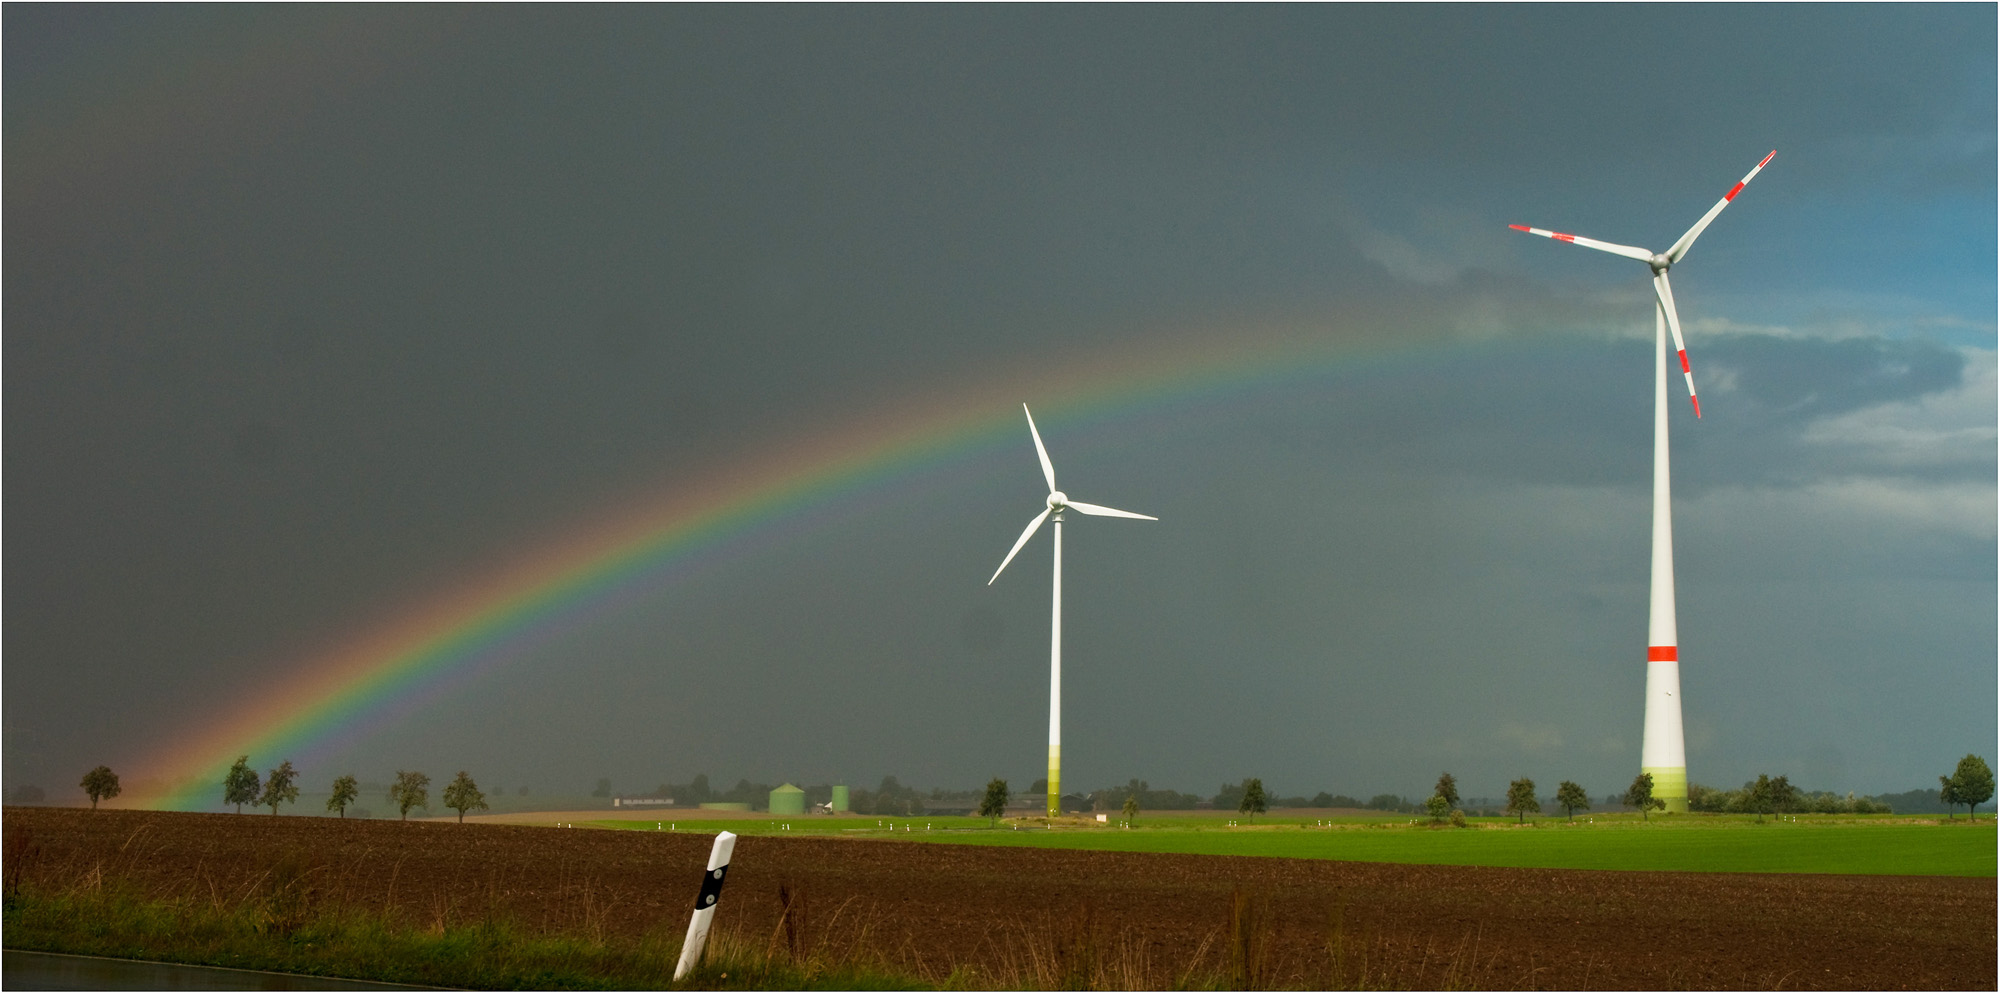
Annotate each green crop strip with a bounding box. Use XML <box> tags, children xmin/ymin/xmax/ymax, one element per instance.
<box><xmin>590</xmin><ymin>814</ymin><xmax>1996</xmax><ymax>877</ymax></box>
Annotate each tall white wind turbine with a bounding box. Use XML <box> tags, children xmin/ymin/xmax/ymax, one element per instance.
<box><xmin>988</xmin><ymin>404</ymin><xmax>1155</xmax><ymax>820</ymax></box>
<box><xmin>1510</xmin><ymin>150</ymin><xmax>1774</xmax><ymax>813</ymax></box>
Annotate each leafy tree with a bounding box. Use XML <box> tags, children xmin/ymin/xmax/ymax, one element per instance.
<box><xmin>327</xmin><ymin>775</ymin><xmax>360</xmax><ymax>818</ymax></box>
<box><xmin>591</xmin><ymin>777</ymin><xmax>612</xmax><ymax>798</ymax></box>
<box><xmin>978</xmin><ymin>778</ymin><xmax>1010</xmax><ymax>827</ymax></box>
<box><xmin>389</xmin><ymin>770</ymin><xmax>430</xmax><ymax>820</ymax></box>
<box><xmin>1122</xmin><ymin>793</ymin><xmax>1139</xmax><ymax>825</ymax></box>
<box><xmin>1505</xmin><ymin>778</ymin><xmax>1540</xmax><ymax>824</ymax></box>
<box><xmin>224</xmin><ymin>756</ymin><xmax>261</xmax><ymax>814</ymax></box>
<box><xmin>1366</xmin><ymin>793</ymin><xmax>1404</xmax><ymax>812</ymax></box>
<box><xmin>1943</xmin><ymin>754</ymin><xmax>1994</xmax><ymax>821</ymax></box>
<box><xmin>1239</xmin><ymin>778</ymin><xmax>1268</xmax><ymax>822</ymax></box>
<box><xmin>1745</xmin><ymin>774</ymin><xmax>1778</xmax><ymax>821</ymax></box>
<box><xmin>1953</xmin><ymin>755</ymin><xmax>1994</xmax><ymax>822</ymax></box>
<box><xmin>1424</xmin><ymin>794</ymin><xmax>1450</xmax><ymax>823</ymax></box>
<box><xmin>1775</xmin><ymin>776</ymin><xmax>1795</xmax><ymax>815</ymax></box>
<box><xmin>260</xmin><ymin>760</ymin><xmax>300</xmax><ymax>815</ymax></box>
<box><xmin>442</xmin><ymin>771</ymin><xmax>488</xmax><ymax>823</ymax></box>
<box><xmin>1624</xmin><ymin>772</ymin><xmax>1665</xmax><ymax>820</ymax></box>
<box><xmin>1432</xmin><ymin>772</ymin><xmax>1460</xmax><ymax>811</ymax></box>
<box><xmin>80</xmin><ymin>766</ymin><xmax>121</xmax><ymax>810</ymax></box>
<box><xmin>1555</xmin><ymin>781</ymin><xmax>1589</xmax><ymax>821</ymax></box>
<box><xmin>1937</xmin><ymin>772</ymin><xmax>1960</xmax><ymax>819</ymax></box>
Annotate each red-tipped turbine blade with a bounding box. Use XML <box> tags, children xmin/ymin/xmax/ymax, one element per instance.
<box><xmin>1508</xmin><ymin>224</ymin><xmax>1656</xmax><ymax>263</ymax></box>
<box><xmin>1653</xmin><ymin>271</ymin><xmax>1700</xmax><ymax>417</ymax></box>
<box><xmin>1665</xmin><ymin>150</ymin><xmax>1775</xmax><ymax>265</ymax></box>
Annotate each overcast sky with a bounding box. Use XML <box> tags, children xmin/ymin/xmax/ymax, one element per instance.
<box><xmin>7</xmin><ymin>6</ymin><xmax>1993</xmax><ymax>807</ymax></box>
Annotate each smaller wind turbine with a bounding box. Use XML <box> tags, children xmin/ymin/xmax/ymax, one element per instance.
<box><xmin>988</xmin><ymin>404</ymin><xmax>1155</xmax><ymax>820</ymax></box>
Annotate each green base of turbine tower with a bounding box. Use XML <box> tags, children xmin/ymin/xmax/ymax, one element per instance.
<box><xmin>1644</xmin><ymin>766</ymin><xmax>1689</xmax><ymax>813</ymax></box>
<box><xmin>1047</xmin><ymin>746</ymin><xmax>1060</xmax><ymax>819</ymax></box>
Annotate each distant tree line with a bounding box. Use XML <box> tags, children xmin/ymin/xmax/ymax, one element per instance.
<box><xmin>53</xmin><ymin>757</ymin><xmax>1990</xmax><ymax>822</ymax></box>
<box><xmin>652</xmin><ymin>774</ymin><xmax>780</xmax><ymax>809</ymax></box>
<box><xmin>640</xmin><ymin>753</ymin><xmax>1991</xmax><ymax>822</ymax></box>
<box><xmin>1091</xmin><ymin>779</ymin><xmax>1208</xmax><ymax>813</ymax></box>
<box><xmin>643</xmin><ymin>774</ymin><xmax>976</xmax><ymax>815</ymax></box>
<box><xmin>1688</xmin><ymin>776</ymin><xmax>1891</xmax><ymax>816</ymax></box>
<box><xmin>655</xmin><ymin>762</ymin><xmax>1991</xmax><ymax>820</ymax></box>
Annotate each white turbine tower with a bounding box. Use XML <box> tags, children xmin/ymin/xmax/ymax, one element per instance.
<box><xmin>1510</xmin><ymin>150</ymin><xmax>1775</xmax><ymax>814</ymax></box>
<box><xmin>988</xmin><ymin>404</ymin><xmax>1156</xmax><ymax>820</ymax></box>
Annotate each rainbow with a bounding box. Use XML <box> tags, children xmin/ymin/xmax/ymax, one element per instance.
<box><xmin>134</xmin><ymin>313</ymin><xmax>1459</xmax><ymax>810</ymax></box>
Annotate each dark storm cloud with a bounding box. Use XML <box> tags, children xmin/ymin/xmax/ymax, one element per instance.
<box><xmin>4</xmin><ymin>6</ymin><xmax>1991</xmax><ymax>803</ymax></box>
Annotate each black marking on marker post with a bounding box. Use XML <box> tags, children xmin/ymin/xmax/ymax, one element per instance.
<box><xmin>695</xmin><ymin>864</ymin><xmax>728</xmax><ymax>909</ymax></box>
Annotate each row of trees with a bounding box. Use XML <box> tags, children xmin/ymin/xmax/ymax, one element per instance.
<box><xmin>1424</xmin><ymin>772</ymin><xmax>1667</xmax><ymax>825</ymax></box>
<box><xmin>221</xmin><ymin>758</ymin><xmax>490</xmax><ymax>822</ymax></box>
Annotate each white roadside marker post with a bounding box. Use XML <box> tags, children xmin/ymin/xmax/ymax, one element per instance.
<box><xmin>672</xmin><ymin>831</ymin><xmax>737</xmax><ymax>982</ymax></box>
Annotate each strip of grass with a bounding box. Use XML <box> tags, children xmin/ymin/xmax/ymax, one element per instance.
<box><xmin>587</xmin><ymin>813</ymin><xmax>1995</xmax><ymax>877</ymax></box>
<box><xmin>587</xmin><ymin>815</ymin><xmax>999</xmax><ymax>836</ymax></box>
<box><xmin>898</xmin><ymin>819</ymin><xmax>1998</xmax><ymax>876</ymax></box>
<box><xmin>1</xmin><ymin>888</ymin><xmax>929</xmax><ymax>990</ymax></box>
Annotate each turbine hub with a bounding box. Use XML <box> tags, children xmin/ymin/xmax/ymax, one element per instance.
<box><xmin>1648</xmin><ymin>253</ymin><xmax>1671</xmax><ymax>273</ymax></box>
<box><xmin>1047</xmin><ymin>491</ymin><xmax>1068</xmax><ymax>510</ymax></box>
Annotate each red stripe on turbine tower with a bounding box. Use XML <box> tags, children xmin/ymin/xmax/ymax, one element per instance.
<box><xmin>1648</xmin><ymin>646</ymin><xmax>1678</xmax><ymax>661</ymax></box>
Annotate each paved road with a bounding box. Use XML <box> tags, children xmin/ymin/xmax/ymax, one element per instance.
<box><xmin>3</xmin><ymin>950</ymin><xmax>442</xmax><ymax>991</ymax></box>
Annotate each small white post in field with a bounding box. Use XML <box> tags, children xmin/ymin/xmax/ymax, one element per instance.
<box><xmin>672</xmin><ymin>831</ymin><xmax>737</xmax><ymax>982</ymax></box>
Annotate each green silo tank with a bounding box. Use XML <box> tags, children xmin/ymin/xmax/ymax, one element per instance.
<box><xmin>769</xmin><ymin>783</ymin><xmax>806</xmax><ymax>815</ymax></box>
<box><xmin>831</xmin><ymin>785</ymin><xmax>849</xmax><ymax>812</ymax></box>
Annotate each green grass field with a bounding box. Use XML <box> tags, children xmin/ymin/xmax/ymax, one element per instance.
<box><xmin>586</xmin><ymin>812</ymin><xmax>1997</xmax><ymax>877</ymax></box>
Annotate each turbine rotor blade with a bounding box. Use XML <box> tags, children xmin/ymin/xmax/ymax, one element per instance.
<box><xmin>1065</xmin><ymin>500</ymin><xmax>1158</xmax><ymax>521</ymax></box>
<box><xmin>1665</xmin><ymin>150</ymin><xmax>1775</xmax><ymax>265</ymax></box>
<box><xmin>1023</xmin><ymin>404</ymin><xmax>1057</xmax><ymax>493</ymax></box>
<box><xmin>988</xmin><ymin>507</ymin><xmax>1051</xmax><ymax>585</ymax></box>
<box><xmin>1652</xmin><ymin>271</ymin><xmax>1701</xmax><ymax>418</ymax></box>
<box><xmin>1508</xmin><ymin>225</ymin><xmax>1655</xmax><ymax>262</ymax></box>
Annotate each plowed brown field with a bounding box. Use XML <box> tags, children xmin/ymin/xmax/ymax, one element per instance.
<box><xmin>7</xmin><ymin>807</ymin><xmax>1992</xmax><ymax>989</ymax></box>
